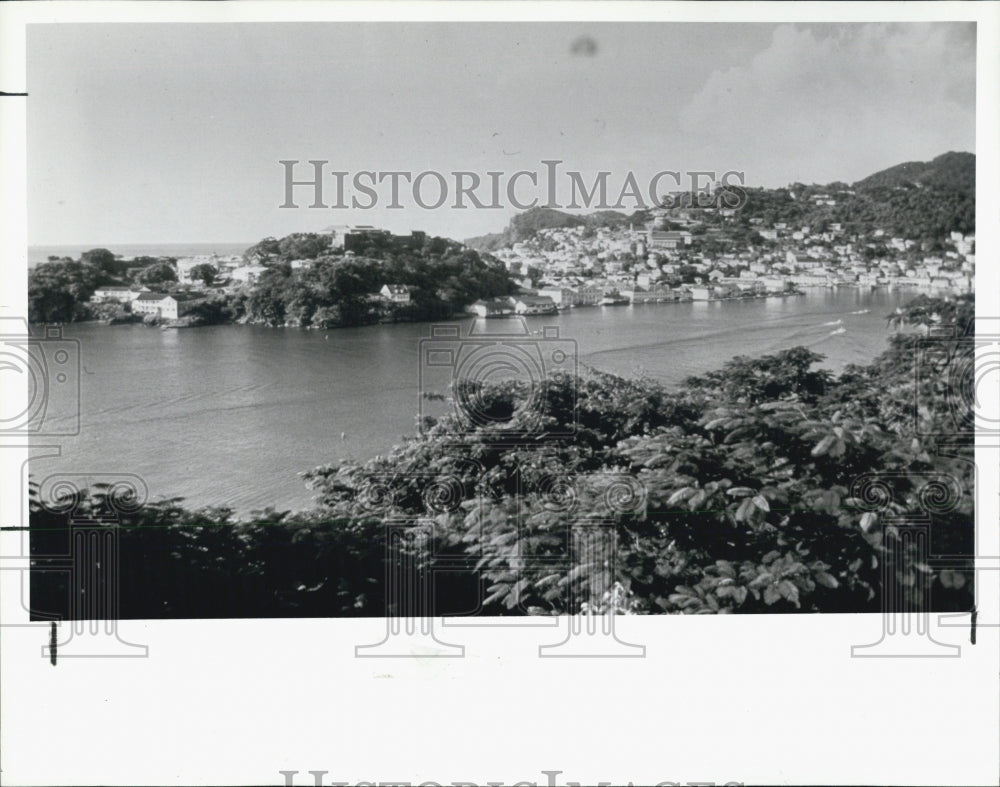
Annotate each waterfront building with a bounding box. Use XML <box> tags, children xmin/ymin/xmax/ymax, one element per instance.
<box><xmin>380</xmin><ymin>284</ymin><xmax>412</xmax><ymax>304</ymax></box>
<box><xmin>91</xmin><ymin>286</ymin><xmax>144</xmax><ymax>303</ymax></box>
<box><xmin>536</xmin><ymin>287</ymin><xmax>578</xmax><ymax>308</ymax></box>
<box><xmin>466</xmin><ymin>298</ymin><xmax>515</xmax><ymax>318</ymax></box>
<box><xmin>510</xmin><ymin>294</ymin><xmax>557</xmax><ymax>315</ymax></box>
<box><xmin>131</xmin><ymin>293</ymin><xmax>202</xmax><ymax>320</ymax></box>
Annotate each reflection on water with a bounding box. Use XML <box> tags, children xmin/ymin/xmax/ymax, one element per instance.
<box><xmin>36</xmin><ymin>289</ymin><xmax>909</xmax><ymax>512</ymax></box>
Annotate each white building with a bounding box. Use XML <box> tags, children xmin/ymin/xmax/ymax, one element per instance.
<box><xmin>231</xmin><ymin>265</ymin><xmax>269</xmax><ymax>285</ymax></box>
<box><xmin>131</xmin><ymin>293</ymin><xmax>201</xmax><ymax>320</ymax></box>
<box><xmin>91</xmin><ymin>286</ymin><xmax>144</xmax><ymax>303</ymax></box>
<box><xmin>510</xmin><ymin>294</ymin><xmax>557</xmax><ymax>315</ymax></box>
<box><xmin>465</xmin><ymin>298</ymin><xmax>514</xmax><ymax>318</ymax></box>
<box><xmin>380</xmin><ymin>284</ymin><xmax>412</xmax><ymax>303</ymax></box>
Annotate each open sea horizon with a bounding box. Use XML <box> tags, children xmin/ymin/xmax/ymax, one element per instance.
<box><xmin>28</xmin><ymin>242</ymin><xmax>255</xmax><ymax>265</ymax></box>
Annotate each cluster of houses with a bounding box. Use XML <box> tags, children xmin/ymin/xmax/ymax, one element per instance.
<box><xmin>90</xmin><ymin>287</ymin><xmax>205</xmax><ymax>320</ymax></box>
<box><xmin>173</xmin><ymin>254</ymin><xmax>267</xmax><ymax>286</ymax></box>
<box><xmin>491</xmin><ymin>207</ymin><xmax>975</xmax><ymax>302</ymax></box>
<box><xmin>90</xmin><ymin>275</ymin><xmax>414</xmax><ymax>319</ymax></box>
<box><xmin>90</xmin><ymin>205</ymin><xmax>975</xmax><ymax>320</ymax></box>
<box><xmin>467</xmin><ymin>278</ymin><xmax>787</xmax><ymax>317</ymax></box>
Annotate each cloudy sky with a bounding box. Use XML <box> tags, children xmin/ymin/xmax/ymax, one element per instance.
<box><xmin>27</xmin><ymin>22</ymin><xmax>976</xmax><ymax>245</ymax></box>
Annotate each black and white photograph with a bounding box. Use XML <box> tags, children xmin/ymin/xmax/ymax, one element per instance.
<box><xmin>1</xmin><ymin>2</ymin><xmax>998</xmax><ymax>786</ymax></box>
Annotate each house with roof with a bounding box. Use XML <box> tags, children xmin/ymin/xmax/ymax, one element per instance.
<box><xmin>130</xmin><ymin>293</ymin><xmax>202</xmax><ymax>320</ymax></box>
<box><xmin>465</xmin><ymin>298</ymin><xmax>515</xmax><ymax>318</ymax></box>
<box><xmin>537</xmin><ymin>287</ymin><xmax>581</xmax><ymax>309</ymax></box>
<box><xmin>91</xmin><ymin>286</ymin><xmax>145</xmax><ymax>303</ymax></box>
<box><xmin>380</xmin><ymin>284</ymin><xmax>412</xmax><ymax>304</ymax></box>
<box><xmin>509</xmin><ymin>294</ymin><xmax>557</xmax><ymax>315</ymax></box>
<box><xmin>647</xmin><ymin>230</ymin><xmax>685</xmax><ymax>250</ymax></box>
<box><xmin>786</xmin><ymin>251</ymin><xmax>821</xmax><ymax>269</ymax></box>
<box><xmin>623</xmin><ymin>283</ymin><xmax>676</xmax><ymax>304</ymax></box>
<box><xmin>231</xmin><ymin>265</ymin><xmax>269</xmax><ymax>285</ymax></box>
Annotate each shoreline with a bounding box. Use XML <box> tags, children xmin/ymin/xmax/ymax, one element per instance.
<box><xmin>33</xmin><ymin>283</ymin><xmax>953</xmax><ymax>331</ymax></box>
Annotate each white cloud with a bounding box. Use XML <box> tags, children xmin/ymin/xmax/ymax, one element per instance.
<box><xmin>679</xmin><ymin>23</ymin><xmax>976</xmax><ymax>185</ymax></box>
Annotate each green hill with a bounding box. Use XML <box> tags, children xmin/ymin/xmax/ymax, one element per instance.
<box><xmin>467</xmin><ymin>152</ymin><xmax>975</xmax><ymax>249</ymax></box>
<box><xmin>466</xmin><ymin>207</ymin><xmax>643</xmax><ymax>250</ymax></box>
<box><xmin>854</xmin><ymin>151</ymin><xmax>974</xmax><ymax>193</ymax></box>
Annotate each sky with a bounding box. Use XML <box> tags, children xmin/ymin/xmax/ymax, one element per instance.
<box><xmin>27</xmin><ymin>22</ymin><xmax>976</xmax><ymax>246</ymax></box>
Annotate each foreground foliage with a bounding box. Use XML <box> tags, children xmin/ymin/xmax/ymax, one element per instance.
<box><xmin>30</xmin><ymin>295</ymin><xmax>974</xmax><ymax>618</ymax></box>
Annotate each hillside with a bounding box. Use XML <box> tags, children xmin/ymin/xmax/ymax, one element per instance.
<box><xmin>854</xmin><ymin>151</ymin><xmax>974</xmax><ymax>192</ymax></box>
<box><xmin>466</xmin><ymin>207</ymin><xmax>642</xmax><ymax>250</ymax></box>
<box><xmin>28</xmin><ymin>230</ymin><xmax>517</xmax><ymax>326</ymax></box>
<box><xmin>468</xmin><ymin>152</ymin><xmax>975</xmax><ymax>249</ymax></box>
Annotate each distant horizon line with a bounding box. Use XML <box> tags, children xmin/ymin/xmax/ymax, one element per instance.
<box><xmin>29</xmin><ymin>241</ymin><xmax>256</xmax><ymax>247</ymax></box>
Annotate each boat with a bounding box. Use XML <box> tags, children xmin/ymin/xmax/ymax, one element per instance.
<box><xmin>599</xmin><ymin>291</ymin><xmax>629</xmax><ymax>306</ymax></box>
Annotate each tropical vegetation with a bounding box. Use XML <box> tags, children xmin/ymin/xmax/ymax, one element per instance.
<box><xmin>29</xmin><ymin>294</ymin><xmax>975</xmax><ymax>619</ymax></box>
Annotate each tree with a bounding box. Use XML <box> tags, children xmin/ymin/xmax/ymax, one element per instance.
<box><xmin>188</xmin><ymin>263</ymin><xmax>217</xmax><ymax>286</ymax></box>
<box><xmin>244</xmin><ymin>237</ymin><xmax>281</xmax><ymax>262</ymax></box>
<box><xmin>28</xmin><ymin>259</ymin><xmax>103</xmax><ymax>323</ymax></box>
<box><xmin>79</xmin><ymin>248</ymin><xmax>117</xmax><ymax>274</ymax></box>
<box><xmin>137</xmin><ymin>262</ymin><xmax>178</xmax><ymax>288</ymax></box>
<box><xmin>131</xmin><ymin>255</ymin><xmax>168</xmax><ymax>270</ymax></box>
<box><xmin>228</xmin><ymin>230</ymin><xmax>516</xmax><ymax>328</ymax></box>
<box><xmin>277</xmin><ymin>232</ymin><xmax>331</xmax><ymax>260</ymax></box>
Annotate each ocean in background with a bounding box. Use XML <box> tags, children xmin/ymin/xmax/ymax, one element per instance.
<box><xmin>28</xmin><ymin>242</ymin><xmax>254</xmax><ymax>265</ymax></box>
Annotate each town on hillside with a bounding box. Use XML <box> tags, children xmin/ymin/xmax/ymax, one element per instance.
<box><xmin>81</xmin><ymin>206</ymin><xmax>976</xmax><ymax>324</ymax></box>
<box><xmin>474</xmin><ymin>197</ymin><xmax>975</xmax><ymax>313</ymax></box>
<box><xmin>31</xmin><ymin>154</ymin><xmax>975</xmax><ymax>327</ymax></box>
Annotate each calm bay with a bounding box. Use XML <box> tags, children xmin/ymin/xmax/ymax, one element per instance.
<box><xmin>40</xmin><ymin>288</ymin><xmax>910</xmax><ymax>513</ymax></box>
